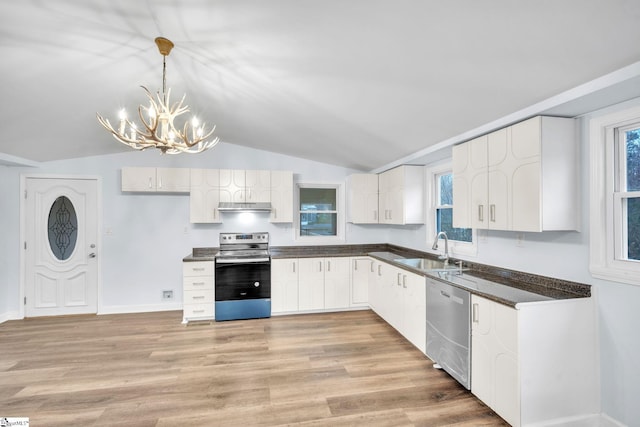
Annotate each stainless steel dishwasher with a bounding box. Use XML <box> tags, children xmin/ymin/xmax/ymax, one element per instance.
<box><xmin>425</xmin><ymin>277</ymin><xmax>471</xmax><ymax>390</ymax></box>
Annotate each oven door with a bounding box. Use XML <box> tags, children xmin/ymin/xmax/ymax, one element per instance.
<box><xmin>214</xmin><ymin>259</ymin><xmax>271</xmax><ymax>301</ymax></box>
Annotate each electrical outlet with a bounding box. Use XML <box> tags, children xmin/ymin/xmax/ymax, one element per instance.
<box><xmin>162</xmin><ymin>290</ymin><xmax>174</xmax><ymax>300</ymax></box>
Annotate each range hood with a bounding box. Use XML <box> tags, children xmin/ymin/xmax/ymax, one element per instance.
<box><xmin>218</xmin><ymin>202</ymin><xmax>272</xmax><ymax>212</ymax></box>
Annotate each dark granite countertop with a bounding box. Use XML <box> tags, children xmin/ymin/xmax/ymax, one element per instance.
<box><xmin>183</xmin><ymin>243</ymin><xmax>591</xmax><ymax>308</ymax></box>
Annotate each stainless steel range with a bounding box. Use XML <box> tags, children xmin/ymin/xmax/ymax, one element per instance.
<box><xmin>214</xmin><ymin>232</ymin><xmax>271</xmax><ymax>321</ymax></box>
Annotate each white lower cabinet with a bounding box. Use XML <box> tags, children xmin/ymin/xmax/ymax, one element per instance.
<box><xmin>298</xmin><ymin>257</ymin><xmax>350</xmax><ymax>311</ymax></box>
<box><xmin>271</xmin><ymin>259</ymin><xmax>299</xmax><ymax>313</ymax></box>
<box><xmin>182</xmin><ymin>261</ymin><xmax>215</xmax><ymax>323</ymax></box>
<box><xmin>471</xmin><ymin>295</ymin><xmax>519</xmax><ymax>425</ymax></box>
<box><xmin>471</xmin><ymin>294</ymin><xmax>598</xmax><ymax>426</ymax></box>
<box><xmin>272</xmin><ymin>256</ymin><xmax>364</xmax><ymax>314</ymax></box>
<box><xmin>369</xmin><ymin>259</ymin><xmax>426</xmax><ymax>354</ymax></box>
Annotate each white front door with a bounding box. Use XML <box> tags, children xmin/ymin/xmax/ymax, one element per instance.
<box><xmin>24</xmin><ymin>177</ymin><xmax>99</xmax><ymax>317</ymax></box>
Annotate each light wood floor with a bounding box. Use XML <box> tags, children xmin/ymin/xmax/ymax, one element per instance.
<box><xmin>0</xmin><ymin>310</ymin><xmax>508</xmax><ymax>426</ymax></box>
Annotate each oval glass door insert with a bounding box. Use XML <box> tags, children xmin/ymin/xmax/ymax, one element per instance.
<box><xmin>48</xmin><ymin>196</ymin><xmax>78</xmax><ymax>260</ymax></box>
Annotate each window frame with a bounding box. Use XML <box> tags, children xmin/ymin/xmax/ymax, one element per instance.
<box><xmin>589</xmin><ymin>104</ymin><xmax>640</xmax><ymax>285</ymax></box>
<box><xmin>425</xmin><ymin>161</ymin><xmax>477</xmax><ymax>257</ymax></box>
<box><xmin>295</xmin><ymin>182</ymin><xmax>345</xmax><ymax>243</ymax></box>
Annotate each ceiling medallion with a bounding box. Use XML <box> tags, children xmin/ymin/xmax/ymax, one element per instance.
<box><xmin>96</xmin><ymin>37</ymin><xmax>219</xmax><ymax>154</ymax></box>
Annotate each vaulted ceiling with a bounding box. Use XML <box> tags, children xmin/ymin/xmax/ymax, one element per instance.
<box><xmin>2</xmin><ymin>1</ymin><xmax>640</xmax><ymax>171</ymax></box>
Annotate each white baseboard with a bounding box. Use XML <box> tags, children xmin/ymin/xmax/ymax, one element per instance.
<box><xmin>526</xmin><ymin>413</ymin><xmax>626</xmax><ymax>427</ymax></box>
<box><xmin>98</xmin><ymin>302</ymin><xmax>182</xmax><ymax>315</ymax></box>
<box><xmin>600</xmin><ymin>413</ymin><xmax>627</xmax><ymax>427</ymax></box>
<box><xmin>0</xmin><ymin>310</ymin><xmax>21</xmax><ymax>324</ymax></box>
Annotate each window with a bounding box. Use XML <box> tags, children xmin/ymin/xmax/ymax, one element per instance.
<box><xmin>614</xmin><ymin>124</ymin><xmax>640</xmax><ymax>261</ymax></box>
<box><xmin>426</xmin><ymin>162</ymin><xmax>476</xmax><ymax>256</ymax></box>
<box><xmin>590</xmin><ymin>104</ymin><xmax>640</xmax><ymax>285</ymax></box>
<box><xmin>435</xmin><ymin>172</ymin><xmax>472</xmax><ymax>243</ymax></box>
<box><xmin>296</xmin><ymin>183</ymin><xmax>344</xmax><ymax>241</ymax></box>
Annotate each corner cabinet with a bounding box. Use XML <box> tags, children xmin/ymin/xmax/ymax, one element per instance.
<box><xmin>122</xmin><ymin>167</ymin><xmax>190</xmax><ymax>193</ymax></box>
<box><xmin>347</xmin><ymin>174</ymin><xmax>379</xmax><ymax>224</ymax></box>
<box><xmin>471</xmin><ymin>294</ymin><xmax>598</xmax><ymax>426</ymax></box>
<box><xmin>182</xmin><ymin>261</ymin><xmax>215</xmax><ymax>323</ymax></box>
<box><xmin>453</xmin><ymin>116</ymin><xmax>578</xmax><ymax>232</ymax></box>
<box><xmin>378</xmin><ymin>165</ymin><xmax>424</xmax><ymax>225</ymax></box>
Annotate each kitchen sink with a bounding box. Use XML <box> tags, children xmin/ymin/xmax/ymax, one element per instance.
<box><xmin>394</xmin><ymin>257</ymin><xmax>462</xmax><ymax>272</ymax></box>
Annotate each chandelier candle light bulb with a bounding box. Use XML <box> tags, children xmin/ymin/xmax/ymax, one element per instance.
<box><xmin>97</xmin><ymin>37</ymin><xmax>219</xmax><ymax>154</ymax></box>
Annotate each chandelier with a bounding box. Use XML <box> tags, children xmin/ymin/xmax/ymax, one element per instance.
<box><xmin>97</xmin><ymin>37</ymin><xmax>219</xmax><ymax>154</ymax></box>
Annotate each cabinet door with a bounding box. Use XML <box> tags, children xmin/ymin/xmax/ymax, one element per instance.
<box><xmin>297</xmin><ymin>257</ymin><xmax>325</xmax><ymax>310</ymax></box>
<box><xmin>471</xmin><ymin>295</ymin><xmax>519</xmax><ymax>427</ymax></box>
<box><xmin>510</xmin><ymin>117</ymin><xmax>542</xmax><ymax>232</ymax></box>
<box><xmin>487</xmin><ymin>129</ymin><xmax>509</xmax><ymax>230</ymax></box>
<box><xmin>219</xmin><ymin>169</ymin><xmax>246</xmax><ymax>202</ymax></box>
<box><xmin>350</xmin><ymin>257</ymin><xmax>370</xmax><ymax>306</ymax></box>
<box><xmin>386</xmin><ymin>167</ymin><xmax>405</xmax><ymax>224</ymax></box>
<box><xmin>190</xmin><ymin>169</ymin><xmax>221</xmax><ymax>223</ymax></box>
<box><xmin>402</xmin><ymin>271</ymin><xmax>426</xmax><ymax>353</ymax></box>
<box><xmin>347</xmin><ymin>174</ymin><xmax>379</xmax><ymax>224</ymax></box>
<box><xmin>156</xmin><ymin>168</ymin><xmax>190</xmax><ymax>192</ymax></box>
<box><xmin>246</xmin><ymin>170</ymin><xmax>271</xmax><ymax>203</ymax></box>
<box><xmin>271</xmin><ymin>259</ymin><xmax>299</xmax><ymax>313</ymax></box>
<box><xmin>121</xmin><ymin>167</ymin><xmax>156</xmax><ymax>191</ymax></box>
<box><xmin>368</xmin><ymin>259</ymin><xmax>381</xmax><ymax>312</ymax></box>
<box><xmin>270</xmin><ymin>171</ymin><xmax>293</xmax><ymax>223</ymax></box>
<box><xmin>462</xmin><ymin>136</ymin><xmax>489</xmax><ymax>229</ymax></box>
<box><xmin>324</xmin><ymin>258</ymin><xmax>350</xmax><ymax>310</ymax></box>
<box><xmin>452</xmin><ymin>143</ymin><xmax>471</xmax><ymax>228</ymax></box>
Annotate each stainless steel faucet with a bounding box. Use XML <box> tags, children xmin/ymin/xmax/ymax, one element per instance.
<box><xmin>432</xmin><ymin>231</ymin><xmax>449</xmax><ymax>264</ymax></box>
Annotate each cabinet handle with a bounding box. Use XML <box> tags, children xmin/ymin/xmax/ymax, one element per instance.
<box><xmin>292</xmin><ymin>262</ymin><xmax>296</xmax><ymax>273</ymax></box>
<box><xmin>490</xmin><ymin>204</ymin><xmax>496</xmax><ymax>222</ymax></box>
<box><xmin>478</xmin><ymin>205</ymin><xmax>484</xmax><ymax>222</ymax></box>
<box><xmin>327</xmin><ymin>260</ymin><xmax>331</xmax><ymax>272</ymax></box>
<box><xmin>397</xmin><ymin>272</ymin><xmax>402</xmax><ymax>286</ymax></box>
<box><xmin>158</xmin><ymin>176</ymin><xmax>162</xmax><ymax>189</ymax></box>
<box><xmin>193</xmin><ymin>282</ymin><xmax>205</xmax><ymax>286</ymax></box>
<box><xmin>378</xmin><ymin>265</ymin><xmax>382</xmax><ymax>276</ymax></box>
<box><xmin>193</xmin><ymin>268</ymin><xmax>205</xmax><ymax>272</ymax></box>
<box><xmin>273</xmin><ymin>208</ymin><xmax>277</xmax><ymax>219</ymax></box>
<box><xmin>148</xmin><ymin>177</ymin><xmax>153</xmax><ymax>189</ymax></box>
<box><xmin>374</xmin><ymin>211</ymin><xmax>377</xmax><ymax>221</ymax></box>
<box><xmin>319</xmin><ymin>261</ymin><xmax>322</xmax><ymax>272</ymax></box>
<box><xmin>192</xmin><ymin>295</ymin><xmax>205</xmax><ymax>300</ymax></box>
<box><xmin>354</xmin><ymin>260</ymin><xmax>358</xmax><ymax>271</ymax></box>
<box><xmin>472</xmin><ymin>303</ymin><xmax>479</xmax><ymax>323</ymax></box>
<box><xmin>370</xmin><ymin>262</ymin><xmax>374</xmax><ymax>273</ymax></box>
<box><xmin>193</xmin><ymin>309</ymin><xmax>205</xmax><ymax>314</ymax></box>
<box><xmin>403</xmin><ymin>275</ymin><xmax>407</xmax><ymax>288</ymax></box>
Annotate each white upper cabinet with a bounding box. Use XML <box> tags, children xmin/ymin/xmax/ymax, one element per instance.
<box><xmin>270</xmin><ymin>170</ymin><xmax>293</xmax><ymax>223</ymax></box>
<box><xmin>189</xmin><ymin>168</ymin><xmax>221</xmax><ymax>223</ymax></box>
<box><xmin>453</xmin><ymin>116</ymin><xmax>577</xmax><ymax>232</ymax></box>
<box><xmin>219</xmin><ymin>169</ymin><xmax>271</xmax><ymax>203</ymax></box>
<box><xmin>347</xmin><ymin>173</ymin><xmax>379</xmax><ymax>224</ymax></box>
<box><xmin>378</xmin><ymin>165</ymin><xmax>424</xmax><ymax>225</ymax></box>
<box><xmin>122</xmin><ymin>167</ymin><xmax>190</xmax><ymax>193</ymax></box>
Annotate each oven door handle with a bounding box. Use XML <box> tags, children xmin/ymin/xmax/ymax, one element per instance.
<box><xmin>216</xmin><ymin>257</ymin><xmax>271</xmax><ymax>264</ymax></box>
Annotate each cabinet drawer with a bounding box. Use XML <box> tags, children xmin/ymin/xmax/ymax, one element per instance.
<box><xmin>184</xmin><ymin>289</ymin><xmax>214</xmax><ymax>304</ymax></box>
<box><xmin>183</xmin><ymin>277</ymin><xmax>214</xmax><ymax>291</ymax></box>
<box><xmin>183</xmin><ymin>303</ymin><xmax>214</xmax><ymax>319</ymax></box>
<box><xmin>183</xmin><ymin>261</ymin><xmax>214</xmax><ymax>276</ymax></box>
